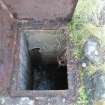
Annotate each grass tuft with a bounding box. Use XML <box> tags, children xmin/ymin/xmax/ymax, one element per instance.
<box><xmin>75</xmin><ymin>86</ymin><xmax>88</xmax><ymax>105</ymax></box>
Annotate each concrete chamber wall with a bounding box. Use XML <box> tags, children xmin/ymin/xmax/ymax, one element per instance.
<box><xmin>18</xmin><ymin>30</ymin><xmax>68</xmax><ymax>90</ymax></box>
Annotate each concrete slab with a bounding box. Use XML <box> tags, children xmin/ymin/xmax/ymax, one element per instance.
<box><xmin>3</xmin><ymin>0</ymin><xmax>77</xmax><ymax>24</ymax></box>
<box><xmin>0</xmin><ymin>0</ymin><xmax>78</xmax><ymax>104</ymax></box>
<box><xmin>0</xmin><ymin>8</ymin><xmax>16</xmax><ymax>96</ymax></box>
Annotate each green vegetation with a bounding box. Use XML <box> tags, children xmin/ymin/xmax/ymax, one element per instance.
<box><xmin>68</xmin><ymin>1</ymin><xmax>97</xmax><ymax>104</ymax></box>
<box><xmin>68</xmin><ymin>0</ymin><xmax>105</xmax><ymax>105</ymax></box>
<box><xmin>68</xmin><ymin>0</ymin><xmax>105</xmax><ymax>69</ymax></box>
<box><xmin>87</xmin><ymin>62</ymin><xmax>105</xmax><ymax>76</ymax></box>
<box><xmin>75</xmin><ymin>69</ymin><xmax>88</xmax><ymax>105</ymax></box>
<box><xmin>76</xmin><ymin>86</ymin><xmax>88</xmax><ymax>105</ymax></box>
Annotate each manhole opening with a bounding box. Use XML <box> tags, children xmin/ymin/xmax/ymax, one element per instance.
<box><xmin>18</xmin><ymin>30</ymin><xmax>68</xmax><ymax>90</ymax></box>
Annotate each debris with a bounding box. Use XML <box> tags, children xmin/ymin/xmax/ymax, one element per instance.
<box><xmin>82</xmin><ymin>63</ymin><xmax>87</xmax><ymax>68</ymax></box>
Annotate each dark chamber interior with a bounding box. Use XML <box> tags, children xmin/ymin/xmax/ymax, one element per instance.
<box><xmin>18</xmin><ymin>30</ymin><xmax>68</xmax><ymax>90</ymax></box>
<box><xmin>28</xmin><ymin>48</ymin><xmax>68</xmax><ymax>90</ymax></box>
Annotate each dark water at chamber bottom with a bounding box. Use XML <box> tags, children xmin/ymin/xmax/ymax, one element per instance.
<box><xmin>32</xmin><ymin>63</ymin><xmax>68</xmax><ymax>90</ymax></box>
<box><xmin>29</xmin><ymin>48</ymin><xmax>68</xmax><ymax>90</ymax></box>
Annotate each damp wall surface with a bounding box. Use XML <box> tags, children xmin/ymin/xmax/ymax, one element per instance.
<box><xmin>24</xmin><ymin>30</ymin><xmax>67</xmax><ymax>63</ymax></box>
<box><xmin>18</xmin><ymin>33</ymin><xmax>31</xmax><ymax>90</ymax></box>
<box><xmin>17</xmin><ymin>29</ymin><xmax>68</xmax><ymax>90</ymax></box>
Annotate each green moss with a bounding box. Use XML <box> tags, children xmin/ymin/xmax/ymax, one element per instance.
<box><xmin>68</xmin><ymin>0</ymin><xmax>105</xmax><ymax>104</ymax></box>
<box><xmin>76</xmin><ymin>86</ymin><xmax>88</xmax><ymax>105</ymax></box>
<box><xmin>72</xmin><ymin>48</ymin><xmax>82</xmax><ymax>60</ymax></box>
<box><xmin>68</xmin><ymin>21</ymin><xmax>97</xmax><ymax>60</ymax></box>
<box><xmin>87</xmin><ymin>62</ymin><xmax>105</xmax><ymax>77</ymax></box>
<box><xmin>68</xmin><ymin>1</ymin><xmax>99</xmax><ymax>104</ymax></box>
<box><xmin>86</xmin><ymin>63</ymin><xmax>96</xmax><ymax>76</ymax></box>
<box><xmin>75</xmin><ymin>70</ymin><xmax>88</xmax><ymax>105</ymax></box>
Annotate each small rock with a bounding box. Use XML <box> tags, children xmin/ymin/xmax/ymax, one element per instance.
<box><xmin>94</xmin><ymin>50</ymin><xmax>99</xmax><ymax>56</ymax></box>
<box><xmin>62</xmin><ymin>98</ymin><xmax>66</xmax><ymax>103</ymax></box>
<box><xmin>21</xmin><ymin>97</ymin><xmax>30</xmax><ymax>101</ymax></box>
<box><xmin>1</xmin><ymin>98</ymin><xmax>5</xmax><ymax>105</ymax></box>
<box><xmin>28</xmin><ymin>100</ymin><xmax>34</xmax><ymax>105</ymax></box>
<box><xmin>35</xmin><ymin>97</ymin><xmax>40</xmax><ymax>100</ymax></box>
<box><xmin>82</xmin><ymin>62</ymin><xmax>87</xmax><ymax>68</ymax></box>
<box><xmin>84</xmin><ymin>37</ymin><xmax>103</xmax><ymax>64</ymax></box>
<box><xmin>93</xmin><ymin>71</ymin><xmax>105</xmax><ymax>99</ymax></box>
<box><xmin>35</xmin><ymin>97</ymin><xmax>45</xmax><ymax>100</ymax></box>
<box><xmin>48</xmin><ymin>98</ymin><xmax>51</xmax><ymax>102</ymax></box>
<box><xmin>48</xmin><ymin>103</ymin><xmax>51</xmax><ymax>105</ymax></box>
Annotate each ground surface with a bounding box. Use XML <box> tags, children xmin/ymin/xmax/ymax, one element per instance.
<box><xmin>0</xmin><ymin>0</ymin><xmax>77</xmax><ymax>105</ymax></box>
<box><xmin>69</xmin><ymin>0</ymin><xmax>105</xmax><ymax>105</ymax></box>
<box><xmin>1</xmin><ymin>0</ymin><xmax>105</xmax><ymax>105</ymax></box>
